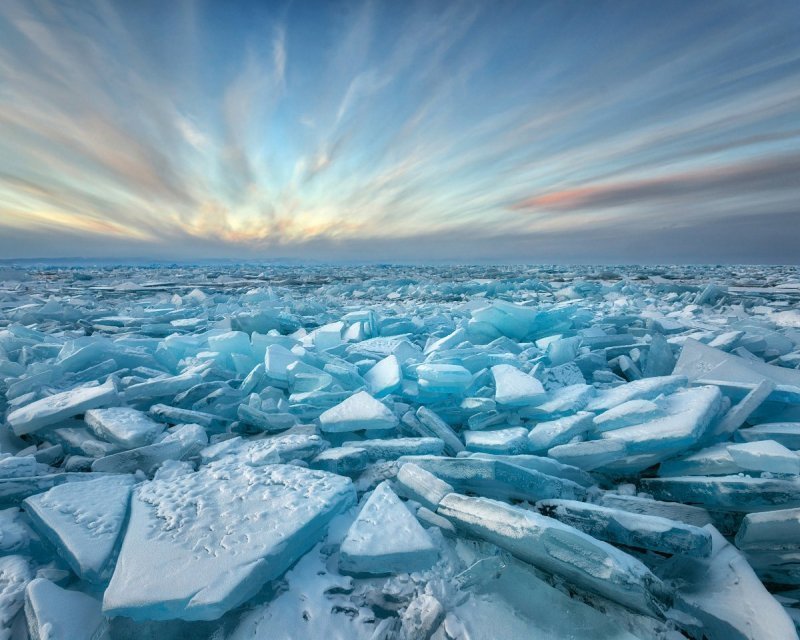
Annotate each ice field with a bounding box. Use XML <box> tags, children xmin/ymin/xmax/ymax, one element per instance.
<box><xmin>1</xmin><ymin>263</ymin><xmax>800</xmax><ymax>639</ymax></box>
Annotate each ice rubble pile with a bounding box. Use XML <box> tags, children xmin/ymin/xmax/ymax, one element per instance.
<box><xmin>1</xmin><ymin>264</ymin><xmax>800</xmax><ymax>640</ymax></box>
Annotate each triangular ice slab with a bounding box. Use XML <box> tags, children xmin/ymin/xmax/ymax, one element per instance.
<box><xmin>339</xmin><ymin>481</ymin><xmax>437</xmax><ymax>575</ymax></box>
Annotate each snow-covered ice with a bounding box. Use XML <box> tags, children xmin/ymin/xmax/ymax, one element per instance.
<box><xmin>1</xmin><ymin>263</ymin><xmax>799</xmax><ymax>639</ymax></box>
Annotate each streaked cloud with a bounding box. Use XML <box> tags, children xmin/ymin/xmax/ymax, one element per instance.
<box><xmin>0</xmin><ymin>0</ymin><xmax>799</xmax><ymax>262</ymax></box>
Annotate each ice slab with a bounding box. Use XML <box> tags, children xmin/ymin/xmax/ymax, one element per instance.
<box><xmin>537</xmin><ymin>499</ymin><xmax>712</xmax><ymax>557</ymax></box>
<box><xmin>84</xmin><ymin>407</ymin><xmax>164</xmax><ymax>449</ymax></box>
<box><xmin>491</xmin><ymin>364</ymin><xmax>546</xmax><ymax>407</ymax></box>
<box><xmin>417</xmin><ymin>363</ymin><xmax>472</xmax><ymax>394</ymax></box>
<box><xmin>318</xmin><ymin>391</ymin><xmax>398</xmax><ymax>433</ymax></box>
<box><xmin>438</xmin><ymin>493</ymin><xmax>667</xmax><ymax>616</ymax></box>
<box><xmin>339</xmin><ymin>437</ymin><xmax>443</xmax><ymax>461</ymax></box>
<box><xmin>586</xmin><ymin>376</ymin><xmax>687</xmax><ymax>412</ymax></box>
<box><xmin>593</xmin><ymin>400</ymin><xmax>664</xmax><ymax>433</ymax></box>
<box><xmin>662</xmin><ymin>526</ymin><xmax>797</xmax><ymax>640</ymax></box>
<box><xmin>394</xmin><ymin>462</ymin><xmax>454</xmax><ymax>511</ymax></box>
<box><xmin>595</xmin><ymin>494</ymin><xmax>714</xmax><ymax>529</ymax></box>
<box><xmin>736</xmin><ymin>507</ymin><xmax>800</xmax><ymax>549</ymax></box>
<box><xmin>548</xmin><ymin>439</ymin><xmax>627</xmax><ymax>471</ymax></box>
<box><xmin>737</xmin><ymin>422</ymin><xmax>800</xmax><ymax>450</ymax></box>
<box><xmin>7</xmin><ymin>379</ymin><xmax>119</xmax><ymax>436</ymax></box>
<box><xmin>528</xmin><ymin>412</ymin><xmax>594</xmax><ymax>453</ymax></box>
<box><xmin>363</xmin><ymin>355</ymin><xmax>402</xmax><ymax>396</ymax></box>
<box><xmin>728</xmin><ymin>440</ymin><xmax>800</xmax><ymax>475</ymax></box>
<box><xmin>641</xmin><ymin>475</ymin><xmax>800</xmax><ymax>512</ymax></box>
<box><xmin>24</xmin><ymin>578</ymin><xmax>107</xmax><ymax>640</ymax></box>
<box><xmin>461</xmin><ymin>452</ymin><xmax>595</xmax><ymax>487</ymax></box>
<box><xmin>401</xmin><ymin>456</ymin><xmax>586</xmax><ymax>503</ymax></box>
<box><xmin>0</xmin><ymin>472</ymin><xmax>114</xmax><ymax>506</ymax></box>
<box><xmin>23</xmin><ymin>475</ymin><xmax>134</xmax><ymax>583</ymax></box>
<box><xmin>103</xmin><ymin>462</ymin><xmax>355</xmax><ymax>621</ymax></box>
<box><xmin>339</xmin><ymin>481</ymin><xmax>437</xmax><ymax>575</ymax></box>
<box><xmin>658</xmin><ymin>444</ymin><xmax>740</xmax><ymax>477</ymax></box>
<box><xmin>411</xmin><ymin>407</ymin><xmax>465</xmax><ymax>456</ymax></box>
<box><xmin>0</xmin><ymin>555</ymin><xmax>34</xmax><ymax>636</ymax></box>
<box><xmin>464</xmin><ymin>427</ymin><xmax>530</xmax><ymax>454</ymax></box>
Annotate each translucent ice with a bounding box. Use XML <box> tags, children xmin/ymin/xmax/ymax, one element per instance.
<box><xmin>491</xmin><ymin>364</ymin><xmax>547</xmax><ymax>407</ymax></box>
<box><xmin>318</xmin><ymin>391</ymin><xmax>398</xmax><ymax>433</ymax></box>
<box><xmin>339</xmin><ymin>481</ymin><xmax>437</xmax><ymax>575</ymax></box>
<box><xmin>24</xmin><ymin>578</ymin><xmax>107</xmax><ymax>640</ymax></box>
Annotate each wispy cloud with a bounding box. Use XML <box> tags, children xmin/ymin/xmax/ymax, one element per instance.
<box><xmin>0</xmin><ymin>0</ymin><xmax>799</xmax><ymax>262</ymax></box>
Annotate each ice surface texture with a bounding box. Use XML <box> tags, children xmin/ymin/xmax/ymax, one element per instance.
<box><xmin>1</xmin><ymin>263</ymin><xmax>800</xmax><ymax>640</ymax></box>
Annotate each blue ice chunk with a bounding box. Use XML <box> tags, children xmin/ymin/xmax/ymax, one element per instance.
<box><xmin>521</xmin><ymin>384</ymin><xmax>595</xmax><ymax>419</ymax></box>
<box><xmin>600</xmin><ymin>386</ymin><xmax>723</xmax><ymax>470</ymax></box>
<box><xmin>103</xmin><ymin>463</ymin><xmax>355</xmax><ymax>621</ymax></box>
<box><xmin>464</xmin><ymin>427</ymin><xmax>530</xmax><ymax>454</ymax></box>
<box><xmin>310</xmin><ymin>447</ymin><xmax>369</xmax><ymax>475</ymax></box>
<box><xmin>460</xmin><ymin>452</ymin><xmax>595</xmax><ymax>487</ymax></box>
<box><xmin>339</xmin><ymin>481</ymin><xmax>437</xmax><ymax>576</ymax></box>
<box><xmin>416</xmin><ymin>364</ymin><xmax>472</xmax><ymax>394</ymax></box>
<box><xmin>318</xmin><ymin>391</ymin><xmax>398</xmax><ymax>433</ymax></box>
<box><xmin>737</xmin><ymin>422</ymin><xmax>800</xmax><ymax>450</ymax></box>
<box><xmin>0</xmin><ymin>554</ymin><xmax>33</xmax><ymax>632</ymax></box>
<box><xmin>0</xmin><ymin>455</ymin><xmax>48</xmax><ymax>479</ymax></box>
<box><xmin>124</xmin><ymin>372</ymin><xmax>201</xmax><ymax>401</ymax></box>
<box><xmin>84</xmin><ymin>407</ymin><xmax>165</xmax><ymax>448</ymax></box>
<box><xmin>207</xmin><ymin>331</ymin><xmax>252</xmax><ymax>355</ymax></box>
<box><xmin>663</xmin><ymin>526</ymin><xmax>797</xmax><ymax>640</ymax></box>
<box><xmin>528</xmin><ymin>412</ymin><xmax>594</xmax><ymax>453</ymax></box>
<box><xmin>641</xmin><ymin>475</ymin><xmax>800</xmax><ymax>512</ymax></box>
<box><xmin>413</xmin><ymin>407</ymin><xmax>464</xmax><ymax>455</ymax></box>
<box><xmin>727</xmin><ymin>440</ymin><xmax>800</xmax><ymax>475</ymax></box>
<box><xmin>642</xmin><ymin>334</ymin><xmax>675</xmax><ymax>378</ymax></box>
<box><xmin>395</xmin><ymin>463</ymin><xmax>454</xmax><ymax>511</ymax></box>
<box><xmin>24</xmin><ymin>475</ymin><xmax>134</xmax><ymax>582</ymax></box>
<box><xmin>547</xmin><ymin>439</ymin><xmax>627</xmax><ymax>471</ymax></box>
<box><xmin>658</xmin><ymin>444</ymin><xmax>740</xmax><ymax>477</ymax></box>
<box><xmin>437</xmin><ymin>493</ymin><xmax>667</xmax><ymax>617</ymax></box>
<box><xmin>593</xmin><ymin>400</ymin><xmax>665</xmax><ymax>433</ymax></box>
<box><xmin>363</xmin><ymin>355</ymin><xmax>402</xmax><ymax>396</ymax></box>
<box><xmin>537</xmin><ymin>499</ymin><xmax>712</xmax><ymax>557</ymax></box>
<box><xmin>7</xmin><ymin>379</ymin><xmax>119</xmax><ymax>436</ymax></box>
<box><xmin>595</xmin><ymin>493</ymin><xmax>714</xmax><ymax>528</ymax></box>
<box><xmin>705</xmin><ymin>379</ymin><xmax>774</xmax><ymax>442</ymax></box>
<box><xmin>263</xmin><ymin>344</ymin><xmax>300</xmax><ymax>383</ymax></box>
<box><xmin>736</xmin><ymin>507</ymin><xmax>800</xmax><ymax>550</ymax></box>
<box><xmin>491</xmin><ymin>365</ymin><xmax>547</xmax><ymax>407</ymax></box>
<box><xmin>24</xmin><ymin>578</ymin><xmax>107</xmax><ymax>640</ymax></box>
<box><xmin>586</xmin><ymin>375</ymin><xmax>687</xmax><ymax>412</ymax></box>
<box><xmin>0</xmin><ymin>472</ymin><xmax>113</xmax><ymax>507</ymax></box>
<box><xmin>91</xmin><ymin>423</ymin><xmax>207</xmax><ymax>475</ymax></box>
<box><xmin>340</xmin><ymin>437</ymin><xmax>444</xmax><ymax>461</ymax></box>
<box><xmin>400</xmin><ymin>455</ymin><xmax>586</xmax><ymax>502</ymax></box>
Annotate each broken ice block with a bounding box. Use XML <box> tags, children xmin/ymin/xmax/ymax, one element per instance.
<box><xmin>437</xmin><ymin>493</ymin><xmax>667</xmax><ymax>616</ymax></box>
<box><xmin>84</xmin><ymin>407</ymin><xmax>164</xmax><ymax>448</ymax></box>
<box><xmin>547</xmin><ymin>439</ymin><xmax>627</xmax><ymax>471</ymax></box>
<box><xmin>416</xmin><ymin>363</ymin><xmax>472</xmax><ymax>394</ymax></box>
<box><xmin>528</xmin><ymin>412</ymin><xmax>593</xmax><ymax>453</ymax></box>
<box><xmin>491</xmin><ymin>364</ymin><xmax>547</xmax><ymax>406</ymax></box>
<box><xmin>24</xmin><ymin>578</ymin><xmax>107</xmax><ymax>640</ymax></box>
<box><xmin>663</xmin><ymin>526</ymin><xmax>797</xmax><ymax>640</ymax></box>
<box><xmin>464</xmin><ymin>427</ymin><xmax>530</xmax><ymax>454</ymax></box>
<box><xmin>103</xmin><ymin>462</ymin><xmax>355</xmax><ymax>621</ymax></box>
<box><xmin>395</xmin><ymin>462</ymin><xmax>454</xmax><ymax>511</ymax></box>
<box><xmin>641</xmin><ymin>475</ymin><xmax>800</xmax><ymax>511</ymax></box>
<box><xmin>263</xmin><ymin>344</ymin><xmax>300</xmax><ymax>382</ymax></box>
<box><xmin>7</xmin><ymin>379</ymin><xmax>119</xmax><ymax>436</ymax></box>
<box><xmin>24</xmin><ymin>475</ymin><xmax>134</xmax><ymax>583</ymax></box>
<box><xmin>727</xmin><ymin>440</ymin><xmax>800</xmax><ymax>475</ymax></box>
<box><xmin>586</xmin><ymin>375</ymin><xmax>687</xmax><ymax>412</ymax></box>
<box><xmin>124</xmin><ymin>372</ymin><xmax>201</xmax><ymax>401</ymax></box>
<box><xmin>658</xmin><ymin>444</ymin><xmax>740</xmax><ymax>477</ymax></box>
<box><xmin>461</xmin><ymin>452</ymin><xmax>595</xmax><ymax>487</ymax></box>
<box><xmin>363</xmin><ymin>355</ymin><xmax>402</xmax><ymax>396</ymax></box>
<box><xmin>736</xmin><ymin>507</ymin><xmax>800</xmax><ymax>549</ymax></box>
<box><xmin>401</xmin><ymin>456</ymin><xmax>586</xmax><ymax>503</ymax></box>
<box><xmin>339</xmin><ymin>481</ymin><xmax>437</xmax><ymax>575</ymax></box>
<box><xmin>339</xmin><ymin>437</ymin><xmax>443</xmax><ymax>461</ymax></box>
<box><xmin>537</xmin><ymin>499</ymin><xmax>712</xmax><ymax>557</ymax></box>
<box><xmin>412</xmin><ymin>407</ymin><xmax>464</xmax><ymax>456</ymax></box>
<box><xmin>592</xmin><ymin>400</ymin><xmax>664</xmax><ymax>433</ymax></box>
<box><xmin>318</xmin><ymin>391</ymin><xmax>398</xmax><ymax>432</ymax></box>
<box><xmin>737</xmin><ymin>422</ymin><xmax>800</xmax><ymax>449</ymax></box>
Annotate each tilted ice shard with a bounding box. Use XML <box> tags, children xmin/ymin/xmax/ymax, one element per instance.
<box><xmin>84</xmin><ymin>407</ymin><xmax>164</xmax><ymax>448</ymax></box>
<box><xmin>7</xmin><ymin>379</ymin><xmax>119</xmax><ymax>436</ymax></box>
<box><xmin>537</xmin><ymin>499</ymin><xmax>712</xmax><ymax>557</ymax></box>
<box><xmin>662</xmin><ymin>526</ymin><xmax>798</xmax><ymax>640</ymax></box>
<box><xmin>339</xmin><ymin>481</ymin><xmax>437</xmax><ymax>575</ymax></box>
<box><xmin>641</xmin><ymin>475</ymin><xmax>800</xmax><ymax>511</ymax></box>
<box><xmin>318</xmin><ymin>391</ymin><xmax>398</xmax><ymax>432</ymax></box>
<box><xmin>103</xmin><ymin>462</ymin><xmax>355</xmax><ymax>621</ymax></box>
<box><xmin>401</xmin><ymin>455</ymin><xmax>586</xmax><ymax>502</ymax></box>
<box><xmin>491</xmin><ymin>364</ymin><xmax>547</xmax><ymax>407</ymax></box>
<box><xmin>24</xmin><ymin>475</ymin><xmax>134</xmax><ymax>583</ymax></box>
<box><xmin>394</xmin><ymin>462</ymin><xmax>454</xmax><ymax>510</ymax></box>
<box><xmin>727</xmin><ymin>440</ymin><xmax>800</xmax><ymax>475</ymax></box>
<box><xmin>528</xmin><ymin>412</ymin><xmax>594</xmax><ymax>453</ymax></box>
<box><xmin>437</xmin><ymin>493</ymin><xmax>668</xmax><ymax>617</ymax></box>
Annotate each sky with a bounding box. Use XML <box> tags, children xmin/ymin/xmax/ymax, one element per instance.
<box><xmin>0</xmin><ymin>0</ymin><xmax>799</xmax><ymax>264</ymax></box>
